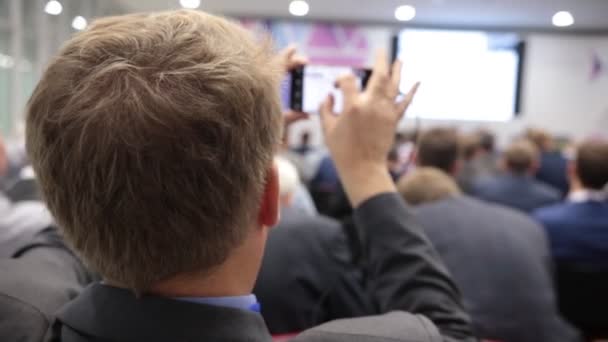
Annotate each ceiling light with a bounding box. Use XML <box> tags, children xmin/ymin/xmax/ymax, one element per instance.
<box><xmin>44</xmin><ymin>0</ymin><xmax>63</xmax><ymax>15</ymax></box>
<box><xmin>289</xmin><ymin>0</ymin><xmax>309</xmax><ymax>17</ymax></box>
<box><xmin>395</xmin><ymin>5</ymin><xmax>416</xmax><ymax>22</ymax></box>
<box><xmin>552</xmin><ymin>11</ymin><xmax>574</xmax><ymax>27</ymax></box>
<box><xmin>72</xmin><ymin>16</ymin><xmax>87</xmax><ymax>31</ymax></box>
<box><xmin>180</xmin><ymin>0</ymin><xmax>201</xmax><ymax>9</ymax></box>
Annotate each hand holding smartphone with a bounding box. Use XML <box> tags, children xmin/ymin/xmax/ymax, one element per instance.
<box><xmin>282</xmin><ymin>65</ymin><xmax>372</xmax><ymax>113</ymax></box>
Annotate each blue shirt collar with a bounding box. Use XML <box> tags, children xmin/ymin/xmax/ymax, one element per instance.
<box><xmin>174</xmin><ymin>294</ymin><xmax>261</xmax><ymax>313</ymax></box>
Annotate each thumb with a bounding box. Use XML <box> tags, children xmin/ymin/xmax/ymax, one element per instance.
<box><xmin>320</xmin><ymin>94</ymin><xmax>337</xmax><ymax>136</ymax></box>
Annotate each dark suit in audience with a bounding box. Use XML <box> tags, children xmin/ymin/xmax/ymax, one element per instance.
<box><xmin>472</xmin><ymin>173</ymin><xmax>561</xmax><ymax>212</ymax></box>
<box><xmin>254</xmin><ymin>206</ymin><xmax>371</xmax><ymax>334</ymax></box>
<box><xmin>533</xmin><ymin>138</ymin><xmax>608</xmax><ymax>268</ymax></box>
<box><xmin>534</xmin><ymin>140</ymin><xmax>608</xmax><ymax>338</ymax></box>
<box><xmin>472</xmin><ymin>139</ymin><xmax>561</xmax><ymax>212</ymax></box>
<box><xmin>526</xmin><ymin>128</ymin><xmax>570</xmax><ymax>196</ymax></box>
<box><xmin>399</xmin><ymin>168</ymin><xmax>580</xmax><ymax>342</ymax></box>
<box><xmin>534</xmin><ymin>197</ymin><xmax>608</xmax><ymax>268</ymax></box>
<box><xmin>0</xmin><ymin>228</ymin><xmax>96</xmax><ymax>342</ymax></box>
<box><xmin>536</xmin><ymin>150</ymin><xmax>570</xmax><ymax>196</ymax></box>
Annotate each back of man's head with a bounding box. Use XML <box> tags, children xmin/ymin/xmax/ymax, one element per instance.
<box><xmin>397</xmin><ymin>167</ymin><xmax>461</xmax><ymax>206</ymax></box>
<box><xmin>503</xmin><ymin>140</ymin><xmax>539</xmax><ymax>175</ymax></box>
<box><xmin>575</xmin><ymin>140</ymin><xmax>608</xmax><ymax>190</ymax></box>
<box><xmin>417</xmin><ymin>128</ymin><xmax>460</xmax><ymax>175</ymax></box>
<box><xmin>460</xmin><ymin>134</ymin><xmax>481</xmax><ymax>162</ymax></box>
<box><xmin>476</xmin><ymin>130</ymin><xmax>495</xmax><ymax>153</ymax></box>
<box><xmin>525</xmin><ymin>128</ymin><xmax>553</xmax><ymax>152</ymax></box>
<box><xmin>25</xmin><ymin>10</ymin><xmax>282</xmax><ymax>292</ymax></box>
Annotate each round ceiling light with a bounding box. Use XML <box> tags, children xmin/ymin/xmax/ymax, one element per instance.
<box><xmin>180</xmin><ymin>0</ymin><xmax>201</xmax><ymax>9</ymax></box>
<box><xmin>289</xmin><ymin>0</ymin><xmax>310</xmax><ymax>17</ymax></box>
<box><xmin>72</xmin><ymin>16</ymin><xmax>87</xmax><ymax>31</ymax></box>
<box><xmin>44</xmin><ymin>0</ymin><xmax>63</xmax><ymax>15</ymax></box>
<box><xmin>552</xmin><ymin>11</ymin><xmax>574</xmax><ymax>27</ymax></box>
<box><xmin>395</xmin><ymin>5</ymin><xmax>416</xmax><ymax>22</ymax></box>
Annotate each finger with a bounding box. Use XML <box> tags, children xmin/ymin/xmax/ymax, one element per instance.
<box><xmin>278</xmin><ymin>44</ymin><xmax>298</xmax><ymax>71</ymax></box>
<box><xmin>284</xmin><ymin>111</ymin><xmax>310</xmax><ymax>126</ymax></box>
<box><xmin>390</xmin><ymin>59</ymin><xmax>403</xmax><ymax>98</ymax></box>
<box><xmin>396</xmin><ymin>82</ymin><xmax>420</xmax><ymax>119</ymax></box>
<box><xmin>320</xmin><ymin>94</ymin><xmax>338</xmax><ymax>135</ymax></box>
<box><xmin>287</xmin><ymin>54</ymin><xmax>309</xmax><ymax>71</ymax></box>
<box><xmin>365</xmin><ymin>49</ymin><xmax>390</xmax><ymax>95</ymax></box>
<box><xmin>335</xmin><ymin>74</ymin><xmax>359</xmax><ymax>110</ymax></box>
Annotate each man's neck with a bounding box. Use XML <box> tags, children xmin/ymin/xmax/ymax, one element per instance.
<box><xmin>148</xmin><ymin>232</ymin><xmax>265</xmax><ymax>298</ymax></box>
<box><xmin>148</xmin><ymin>270</ymin><xmax>252</xmax><ymax>298</ymax></box>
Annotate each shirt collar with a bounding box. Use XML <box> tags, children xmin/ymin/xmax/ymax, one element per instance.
<box><xmin>174</xmin><ymin>294</ymin><xmax>260</xmax><ymax>313</ymax></box>
<box><xmin>568</xmin><ymin>189</ymin><xmax>608</xmax><ymax>203</ymax></box>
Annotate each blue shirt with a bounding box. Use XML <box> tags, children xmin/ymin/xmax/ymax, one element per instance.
<box><xmin>175</xmin><ymin>294</ymin><xmax>261</xmax><ymax>313</ymax></box>
<box><xmin>534</xmin><ymin>197</ymin><xmax>608</xmax><ymax>269</ymax></box>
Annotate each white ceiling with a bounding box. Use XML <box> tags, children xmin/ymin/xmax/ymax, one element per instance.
<box><xmin>115</xmin><ymin>0</ymin><xmax>608</xmax><ymax>31</ymax></box>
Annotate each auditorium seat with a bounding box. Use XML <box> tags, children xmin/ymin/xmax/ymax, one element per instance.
<box><xmin>555</xmin><ymin>262</ymin><xmax>608</xmax><ymax>340</ymax></box>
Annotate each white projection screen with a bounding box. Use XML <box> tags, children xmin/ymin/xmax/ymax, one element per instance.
<box><xmin>396</xmin><ymin>29</ymin><xmax>524</xmax><ymax>122</ymax></box>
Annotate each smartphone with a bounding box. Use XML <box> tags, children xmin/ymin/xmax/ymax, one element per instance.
<box><xmin>282</xmin><ymin>65</ymin><xmax>372</xmax><ymax>113</ymax></box>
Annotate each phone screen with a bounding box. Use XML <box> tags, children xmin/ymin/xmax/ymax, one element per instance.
<box><xmin>285</xmin><ymin>66</ymin><xmax>371</xmax><ymax>113</ymax></box>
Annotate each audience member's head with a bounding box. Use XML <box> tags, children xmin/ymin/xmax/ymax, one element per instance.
<box><xmin>570</xmin><ymin>140</ymin><xmax>608</xmax><ymax>191</ymax></box>
<box><xmin>398</xmin><ymin>167</ymin><xmax>461</xmax><ymax>206</ymax></box>
<box><xmin>417</xmin><ymin>127</ymin><xmax>460</xmax><ymax>175</ymax></box>
<box><xmin>26</xmin><ymin>10</ymin><xmax>283</xmax><ymax>293</ymax></box>
<box><xmin>460</xmin><ymin>134</ymin><xmax>482</xmax><ymax>162</ymax></box>
<box><xmin>275</xmin><ymin>156</ymin><xmax>300</xmax><ymax>207</ymax></box>
<box><xmin>300</xmin><ymin>131</ymin><xmax>311</xmax><ymax>146</ymax></box>
<box><xmin>502</xmin><ymin>140</ymin><xmax>540</xmax><ymax>176</ymax></box>
<box><xmin>476</xmin><ymin>129</ymin><xmax>495</xmax><ymax>154</ymax></box>
<box><xmin>525</xmin><ymin>128</ymin><xmax>553</xmax><ymax>152</ymax></box>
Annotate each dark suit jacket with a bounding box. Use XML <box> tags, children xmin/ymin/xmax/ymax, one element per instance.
<box><xmin>472</xmin><ymin>173</ymin><xmax>561</xmax><ymax>213</ymax></box>
<box><xmin>536</xmin><ymin>151</ymin><xmax>569</xmax><ymax>196</ymax></box>
<box><xmin>414</xmin><ymin>196</ymin><xmax>580</xmax><ymax>342</ymax></box>
<box><xmin>53</xmin><ymin>193</ymin><xmax>475</xmax><ymax>342</ymax></box>
<box><xmin>0</xmin><ymin>228</ymin><xmax>95</xmax><ymax>342</ymax></box>
<box><xmin>254</xmin><ymin>207</ymin><xmax>372</xmax><ymax>334</ymax></box>
<box><xmin>534</xmin><ymin>200</ymin><xmax>608</xmax><ymax>268</ymax></box>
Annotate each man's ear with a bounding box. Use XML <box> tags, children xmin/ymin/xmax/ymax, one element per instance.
<box><xmin>258</xmin><ymin>164</ymin><xmax>280</xmax><ymax>228</ymax></box>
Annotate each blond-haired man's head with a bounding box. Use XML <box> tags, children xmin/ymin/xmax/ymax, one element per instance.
<box><xmin>397</xmin><ymin>167</ymin><xmax>461</xmax><ymax>206</ymax></box>
<box><xmin>502</xmin><ymin>140</ymin><xmax>540</xmax><ymax>176</ymax></box>
<box><xmin>26</xmin><ymin>10</ymin><xmax>283</xmax><ymax>292</ymax></box>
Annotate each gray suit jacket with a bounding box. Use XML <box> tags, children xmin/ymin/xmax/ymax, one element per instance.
<box><xmin>0</xmin><ymin>229</ymin><xmax>95</xmax><ymax>342</ymax></box>
<box><xmin>414</xmin><ymin>195</ymin><xmax>580</xmax><ymax>342</ymax></box>
<box><xmin>52</xmin><ymin>193</ymin><xmax>475</xmax><ymax>342</ymax></box>
<box><xmin>471</xmin><ymin>174</ymin><xmax>561</xmax><ymax>213</ymax></box>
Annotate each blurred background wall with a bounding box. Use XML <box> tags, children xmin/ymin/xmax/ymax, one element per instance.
<box><xmin>1</xmin><ymin>0</ymin><xmax>607</xmax><ymax>146</ymax></box>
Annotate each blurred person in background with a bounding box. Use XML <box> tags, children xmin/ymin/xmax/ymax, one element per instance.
<box><xmin>472</xmin><ymin>139</ymin><xmax>561</xmax><ymax>213</ymax></box>
<box><xmin>275</xmin><ymin>156</ymin><xmax>317</xmax><ymax>216</ymax></box>
<box><xmin>416</xmin><ymin>127</ymin><xmax>461</xmax><ymax>175</ymax></box>
<box><xmin>527</xmin><ymin>128</ymin><xmax>570</xmax><ymax>196</ymax></box>
<box><xmin>456</xmin><ymin>133</ymin><xmax>483</xmax><ymax>193</ymax></box>
<box><xmin>256</xmin><ymin>157</ymin><xmax>373</xmax><ymax>334</ymax></box>
<box><xmin>474</xmin><ymin>129</ymin><xmax>500</xmax><ymax>176</ymax></box>
<box><xmin>0</xmin><ymin>227</ymin><xmax>97</xmax><ymax>341</ymax></box>
<box><xmin>534</xmin><ymin>140</ymin><xmax>608</xmax><ymax>268</ymax></box>
<box><xmin>291</xmin><ymin>131</ymin><xmax>313</xmax><ymax>156</ymax></box>
<box><xmin>456</xmin><ymin>130</ymin><xmax>500</xmax><ymax>194</ymax></box>
<box><xmin>398</xmin><ymin>168</ymin><xmax>580</xmax><ymax>342</ymax></box>
<box><xmin>0</xmin><ymin>135</ymin><xmax>54</xmax><ymax>258</ymax></box>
